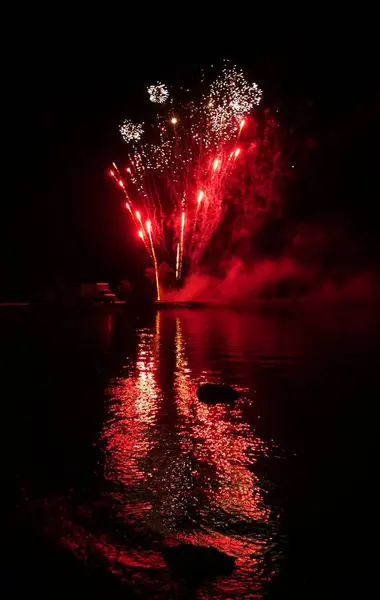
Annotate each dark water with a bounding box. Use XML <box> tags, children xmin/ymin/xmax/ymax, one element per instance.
<box><xmin>3</xmin><ymin>306</ymin><xmax>378</xmax><ymax>598</ymax></box>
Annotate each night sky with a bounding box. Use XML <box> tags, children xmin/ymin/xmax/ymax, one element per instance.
<box><xmin>3</xmin><ymin>18</ymin><xmax>379</xmax><ymax>299</ymax></box>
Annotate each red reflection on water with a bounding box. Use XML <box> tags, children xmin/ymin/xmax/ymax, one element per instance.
<box><xmin>99</xmin><ymin>310</ymin><xmax>280</xmax><ymax>596</ymax></box>
<box><xmin>172</xmin><ymin>315</ymin><xmax>273</xmax><ymax>581</ymax></box>
<box><xmin>103</xmin><ymin>314</ymin><xmax>162</xmax><ymax>492</ymax></box>
<box><xmin>25</xmin><ymin>308</ymin><xmax>379</xmax><ymax>596</ymax></box>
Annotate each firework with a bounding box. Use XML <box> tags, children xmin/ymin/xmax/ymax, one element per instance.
<box><xmin>212</xmin><ymin>158</ymin><xmax>220</xmax><ymax>172</ymax></box>
<box><xmin>147</xmin><ymin>82</ymin><xmax>169</xmax><ymax>104</ymax></box>
<box><xmin>134</xmin><ymin>210</ymin><xmax>151</xmax><ymax>254</ymax></box>
<box><xmin>179</xmin><ymin>210</ymin><xmax>185</xmax><ymax>280</ymax></box>
<box><xmin>146</xmin><ymin>221</ymin><xmax>161</xmax><ymax>301</ymax></box>
<box><xmin>205</xmin><ymin>67</ymin><xmax>262</xmax><ymax>145</ymax></box>
<box><xmin>135</xmin><ymin>210</ymin><xmax>142</xmax><ymax>225</ymax></box>
<box><xmin>176</xmin><ymin>243</ymin><xmax>180</xmax><ymax>280</ymax></box>
<box><xmin>110</xmin><ymin>65</ymin><xmax>283</xmax><ymax>300</ymax></box>
<box><xmin>119</xmin><ymin>119</ymin><xmax>144</xmax><ymax>143</ymax></box>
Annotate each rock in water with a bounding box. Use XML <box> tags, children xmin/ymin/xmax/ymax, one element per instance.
<box><xmin>196</xmin><ymin>383</ymin><xmax>241</xmax><ymax>404</ymax></box>
<box><xmin>163</xmin><ymin>544</ymin><xmax>235</xmax><ymax>581</ymax></box>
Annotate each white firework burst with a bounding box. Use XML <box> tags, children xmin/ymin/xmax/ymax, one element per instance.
<box><xmin>147</xmin><ymin>82</ymin><xmax>169</xmax><ymax>104</ymax></box>
<box><xmin>208</xmin><ymin>67</ymin><xmax>262</xmax><ymax>140</ymax></box>
<box><xmin>119</xmin><ymin>119</ymin><xmax>144</xmax><ymax>143</ymax></box>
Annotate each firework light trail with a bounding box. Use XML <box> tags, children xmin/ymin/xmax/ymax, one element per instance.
<box><xmin>146</xmin><ymin>220</ymin><xmax>161</xmax><ymax>301</ymax></box>
<box><xmin>109</xmin><ymin>65</ymin><xmax>283</xmax><ymax>301</ymax></box>
<box><xmin>179</xmin><ymin>210</ymin><xmax>185</xmax><ymax>280</ymax></box>
<box><xmin>175</xmin><ymin>243</ymin><xmax>180</xmax><ymax>281</ymax></box>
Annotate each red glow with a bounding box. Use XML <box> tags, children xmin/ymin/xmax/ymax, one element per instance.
<box><xmin>97</xmin><ymin>311</ymin><xmax>276</xmax><ymax>588</ymax></box>
<box><xmin>213</xmin><ymin>158</ymin><xmax>220</xmax><ymax>171</ymax></box>
<box><xmin>109</xmin><ymin>169</ymin><xmax>115</xmax><ymax>178</ymax></box>
<box><xmin>119</xmin><ymin>180</ymin><xmax>125</xmax><ymax>188</ymax></box>
<box><xmin>126</xmin><ymin>167</ymin><xmax>131</xmax><ymax>174</ymax></box>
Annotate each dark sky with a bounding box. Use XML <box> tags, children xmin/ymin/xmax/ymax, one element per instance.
<box><xmin>2</xmin><ymin>17</ymin><xmax>379</xmax><ymax>297</ymax></box>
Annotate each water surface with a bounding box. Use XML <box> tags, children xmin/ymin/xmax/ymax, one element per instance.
<box><xmin>4</xmin><ymin>306</ymin><xmax>378</xmax><ymax>598</ymax></box>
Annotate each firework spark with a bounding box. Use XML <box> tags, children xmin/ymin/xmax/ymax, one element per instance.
<box><xmin>119</xmin><ymin>119</ymin><xmax>144</xmax><ymax>143</ymax></box>
<box><xmin>147</xmin><ymin>82</ymin><xmax>169</xmax><ymax>104</ymax></box>
<box><xmin>208</xmin><ymin>67</ymin><xmax>262</xmax><ymax>142</ymax></box>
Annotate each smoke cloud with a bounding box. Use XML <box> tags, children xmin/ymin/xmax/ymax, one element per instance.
<box><xmin>166</xmin><ymin>222</ymin><xmax>379</xmax><ymax>304</ymax></box>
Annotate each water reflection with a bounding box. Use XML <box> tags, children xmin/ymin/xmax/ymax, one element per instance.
<box><xmin>102</xmin><ymin>317</ymin><xmax>162</xmax><ymax>538</ymax></box>
<box><xmin>101</xmin><ymin>309</ymin><xmax>283</xmax><ymax>597</ymax></box>
<box><xmin>7</xmin><ymin>306</ymin><xmax>379</xmax><ymax>598</ymax></box>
